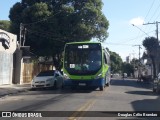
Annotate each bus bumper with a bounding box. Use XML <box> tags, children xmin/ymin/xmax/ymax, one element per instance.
<box><xmin>64</xmin><ymin>78</ymin><xmax>105</xmax><ymax>87</ymax></box>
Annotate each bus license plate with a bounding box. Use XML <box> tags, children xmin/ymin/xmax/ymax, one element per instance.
<box><xmin>79</xmin><ymin>83</ymin><xmax>86</xmax><ymax>86</ymax></box>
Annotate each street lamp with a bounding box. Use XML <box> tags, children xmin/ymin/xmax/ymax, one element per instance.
<box><xmin>132</xmin><ymin>24</ymin><xmax>150</xmax><ymax>37</ymax></box>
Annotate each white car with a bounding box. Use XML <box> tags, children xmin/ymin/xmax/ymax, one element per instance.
<box><xmin>31</xmin><ymin>70</ymin><xmax>64</xmax><ymax>90</ymax></box>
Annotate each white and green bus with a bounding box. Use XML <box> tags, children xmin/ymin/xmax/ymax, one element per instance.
<box><xmin>63</xmin><ymin>42</ymin><xmax>110</xmax><ymax>91</ymax></box>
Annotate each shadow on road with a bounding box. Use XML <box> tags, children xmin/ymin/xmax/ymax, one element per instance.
<box><xmin>14</xmin><ymin>86</ymin><xmax>99</xmax><ymax>96</ymax></box>
<box><xmin>111</xmin><ymin>78</ymin><xmax>152</xmax><ymax>90</ymax></box>
<box><xmin>111</xmin><ymin>78</ymin><xmax>160</xmax><ymax>120</ymax></box>
<box><xmin>129</xmin><ymin>96</ymin><xmax>160</xmax><ymax>120</ymax></box>
<box><xmin>125</xmin><ymin>90</ymin><xmax>156</xmax><ymax>96</ymax></box>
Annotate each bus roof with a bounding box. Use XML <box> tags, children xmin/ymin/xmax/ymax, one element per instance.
<box><xmin>65</xmin><ymin>41</ymin><xmax>110</xmax><ymax>56</ymax></box>
<box><xmin>65</xmin><ymin>41</ymin><xmax>102</xmax><ymax>45</ymax></box>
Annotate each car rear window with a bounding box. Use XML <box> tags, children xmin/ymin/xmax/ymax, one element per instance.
<box><xmin>37</xmin><ymin>70</ymin><xmax>55</xmax><ymax>76</ymax></box>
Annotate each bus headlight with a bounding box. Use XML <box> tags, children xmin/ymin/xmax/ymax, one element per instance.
<box><xmin>96</xmin><ymin>73</ymin><xmax>102</xmax><ymax>79</ymax></box>
<box><xmin>64</xmin><ymin>73</ymin><xmax>70</xmax><ymax>79</ymax></box>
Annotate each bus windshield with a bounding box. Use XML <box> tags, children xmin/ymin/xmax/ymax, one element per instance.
<box><xmin>64</xmin><ymin>43</ymin><xmax>102</xmax><ymax>75</ymax></box>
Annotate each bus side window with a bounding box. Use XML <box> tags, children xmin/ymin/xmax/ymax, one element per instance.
<box><xmin>104</xmin><ymin>53</ymin><xmax>108</xmax><ymax>64</ymax></box>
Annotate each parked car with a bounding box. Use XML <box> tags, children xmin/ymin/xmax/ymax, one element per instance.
<box><xmin>153</xmin><ymin>73</ymin><xmax>160</xmax><ymax>93</ymax></box>
<box><xmin>31</xmin><ymin>70</ymin><xmax>64</xmax><ymax>90</ymax></box>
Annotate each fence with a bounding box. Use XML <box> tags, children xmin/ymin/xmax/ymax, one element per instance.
<box><xmin>22</xmin><ymin>62</ymin><xmax>53</xmax><ymax>83</ymax></box>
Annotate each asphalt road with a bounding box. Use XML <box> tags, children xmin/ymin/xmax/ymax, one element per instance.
<box><xmin>0</xmin><ymin>78</ymin><xmax>160</xmax><ymax>120</ymax></box>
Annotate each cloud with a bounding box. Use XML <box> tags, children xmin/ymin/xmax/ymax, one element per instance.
<box><xmin>129</xmin><ymin>17</ymin><xmax>144</xmax><ymax>26</ymax></box>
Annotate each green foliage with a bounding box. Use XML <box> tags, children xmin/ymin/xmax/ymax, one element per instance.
<box><xmin>9</xmin><ymin>0</ymin><xmax>109</xmax><ymax>69</ymax></box>
<box><xmin>142</xmin><ymin>36</ymin><xmax>159</xmax><ymax>78</ymax></box>
<box><xmin>143</xmin><ymin>37</ymin><xmax>158</xmax><ymax>52</ymax></box>
<box><xmin>121</xmin><ymin>62</ymin><xmax>134</xmax><ymax>77</ymax></box>
<box><xmin>108</xmin><ymin>50</ymin><xmax>123</xmax><ymax>73</ymax></box>
<box><xmin>0</xmin><ymin>20</ymin><xmax>11</xmax><ymax>32</ymax></box>
<box><xmin>9</xmin><ymin>2</ymin><xmax>25</xmax><ymax>34</ymax></box>
<box><xmin>9</xmin><ymin>0</ymin><xmax>109</xmax><ymax>54</ymax></box>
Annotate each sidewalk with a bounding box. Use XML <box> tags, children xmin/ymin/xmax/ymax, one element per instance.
<box><xmin>0</xmin><ymin>84</ymin><xmax>31</xmax><ymax>97</ymax></box>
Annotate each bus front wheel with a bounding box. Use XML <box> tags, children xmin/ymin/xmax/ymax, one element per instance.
<box><xmin>99</xmin><ymin>86</ymin><xmax>104</xmax><ymax>91</ymax></box>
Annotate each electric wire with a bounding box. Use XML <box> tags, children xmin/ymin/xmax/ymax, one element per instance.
<box><xmin>145</xmin><ymin>1</ymin><xmax>160</xmax><ymax>33</ymax></box>
<box><xmin>148</xmin><ymin>1</ymin><xmax>160</xmax><ymax>22</ymax></box>
<box><xmin>22</xmin><ymin>1</ymin><xmax>64</xmax><ymax>26</ymax></box>
<box><xmin>23</xmin><ymin>11</ymin><xmax>62</xmax><ymax>26</ymax></box>
<box><xmin>26</xmin><ymin>28</ymin><xmax>65</xmax><ymax>42</ymax></box>
<box><xmin>144</xmin><ymin>0</ymin><xmax>156</xmax><ymax>21</ymax></box>
<box><xmin>114</xmin><ymin>30</ymin><xmax>155</xmax><ymax>44</ymax></box>
<box><xmin>141</xmin><ymin>0</ymin><xmax>156</xmax><ymax>38</ymax></box>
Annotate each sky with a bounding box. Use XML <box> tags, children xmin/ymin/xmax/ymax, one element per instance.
<box><xmin>1</xmin><ymin>0</ymin><xmax>160</xmax><ymax>61</ymax></box>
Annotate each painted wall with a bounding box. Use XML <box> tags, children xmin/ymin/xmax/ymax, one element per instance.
<box><xmin>0</xmin><ymin>29</ymin><xmax>17</xmax><ymax>85</ymax></box>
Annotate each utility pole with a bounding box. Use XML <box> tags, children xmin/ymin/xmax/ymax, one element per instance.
<box><xmin>143</xmin><ymin>21</ymin><xmax>160</xmax><ymax>41</ymax></box>
<box><xmin>133</xmin><ymin>45</ymin><xmax>142</xmax><ymax>79</ymax></box>
<box><xmin>19</xmin><ymin>23</ymin><xmax>27</xmax><ymax>47</ymax></box>
<box><xmin>19</xmin><ymin>23</ymin><xmax>23</xmax><ymax>48</ymax></box>
<box><xmin>22</xmin><ymin>27</ymin><xmax>27</xmax><ymax>46</ymax></box>
<box><xmin>133</xmin><ymin>45</ymin><xmax>142</xmax><ymax>62</ymax></box>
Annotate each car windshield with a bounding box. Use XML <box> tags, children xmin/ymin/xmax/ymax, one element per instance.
<box><xmin>37</xmin><ymin>70</ymin><xmax>55</xmax><ymax>77</ymax></box>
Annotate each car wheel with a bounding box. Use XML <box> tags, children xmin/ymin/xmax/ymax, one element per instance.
<box><xmin>99</xmin><ymin>86</ymin><xmax>104</xmax><ymax>91</ymax></box>
<box><xmin>106</xmin><ymin>82</ymin><xmax>110</xmax><ymax>87</ymax></box>
<box><xmin>153</xmin><ymin>88</ymin><xmax>156</xmax><ymax>93</ymax></box>
<box><xmin>54</xmin><ymin>81</ymin><xmax>57</xmax><ymax>89</ymax></box>
<box><xmin>106</xmin><ymin>79</ymin><xmax>110</xmax><ymax>87</ymax></box>
<box><xmin>61</xmin><ymin>84</ymin><xmax>64</xmax><ymax>89</ymax></box>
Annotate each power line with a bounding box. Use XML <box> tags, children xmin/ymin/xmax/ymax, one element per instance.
<box><xmin>137</xmin><ymin>0</ymin><xmax>155</xmax><ymax>41</ymax></box>
<box><xmin>145</xmin><ymin>1</ymin><xmax>160</xmax><ymax>33</ymax></box>
<box><xmin>105</xmin><ymin>30</ymin><xmax>155</xmax><ymax>47</ymax></box>
<box><xmin>26</xmin><ymin>29</ymin><xmax>65</xmax><ymax>42</ymax></box>
<box><xmin>148</xmin><ymin>2</ymin><xmax>160</xmax><ymax>22</ymax></box>
<box><xmin>144</xmin><ymin>0</ymin><xmax>156</xmax><ymax>21</ymax></box>
<box><xmin>143</xmin><ymin>21</ymin><xmax>160</xmax><ymax>41</ymax></box>
<box><xmin>105</xmin><ymin>42</ymin><xmax>137</xmax><ymax>46</ymax></box>
<box><xmin>145</xmin><ymin>0</ymin><xmax>156</xmax><ymax>18</ymax></box>
<box><xmin>23</xmin><ymin>11</ymin><xmax>62</xmax><ymax>26</ymax></box>
<box><xmin>154</xmin><ymin>10</ymin><xmax>160</xmax><ymax>21</ymax></box>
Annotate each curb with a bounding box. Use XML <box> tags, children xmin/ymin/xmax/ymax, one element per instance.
<box><xmin>0</xmin><ymin>87</ymin><xmax>31</xmax><ymax>98</ymax></box>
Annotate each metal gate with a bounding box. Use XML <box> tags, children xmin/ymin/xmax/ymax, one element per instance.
<box><xmin>0</xmin><ymin>52</ymin><xmax>13</xmax><ymax>85</ymax></box>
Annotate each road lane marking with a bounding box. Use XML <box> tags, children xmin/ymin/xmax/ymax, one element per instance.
<box><xmin>68</xmin><ymin>87</ymin><xmax>109</xmax><ymax>120</ymax></box>
<box><xmin>68</xmin><ymin>99</ymin><xmax>96</xmax><ymax>120</ymax></box>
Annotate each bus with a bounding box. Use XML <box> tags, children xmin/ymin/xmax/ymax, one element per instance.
<box><xmin>63</xmin><ymin>42</ymin><xmax>110</xmax><ymax>91</ymax></box>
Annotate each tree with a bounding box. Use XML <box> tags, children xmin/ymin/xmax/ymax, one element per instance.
<box><xmin>9</xmin><ymin>0</ymin><xmax>109</xmax><ymax>70</ymax></box>
<box><xmin>108</xmin><ymin>50</ymin><xmax>123</xmax><ymax>73</ymax></box>
<box><xmin>0</xmin><ymin>20</ymin><xmax>11</xmax><ymax>32</ymax></box>
<box><xmin>143</xmin><ymin>37</ymin><xmax>159</xmax><ymax>78</ymax></box>
<box><xmin>121</xmin><ymin>62</ymin><xmax>134</xmax><ymax>77</ymax></box>
<box><xmin>130</xmin><ymin>58</ymin><xmax>139</xmax><ymax>69</ymax></box>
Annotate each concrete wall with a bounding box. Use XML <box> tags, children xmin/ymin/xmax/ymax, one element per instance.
<box><xmin>0</xmin><ymin>29</ymin><xmax>17</xmax><ymax>53</ymax></box>
<box><xmin>0</xmin><ymin>29</ymin><xmax>17</xmax><ymax>85</ymax></box>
